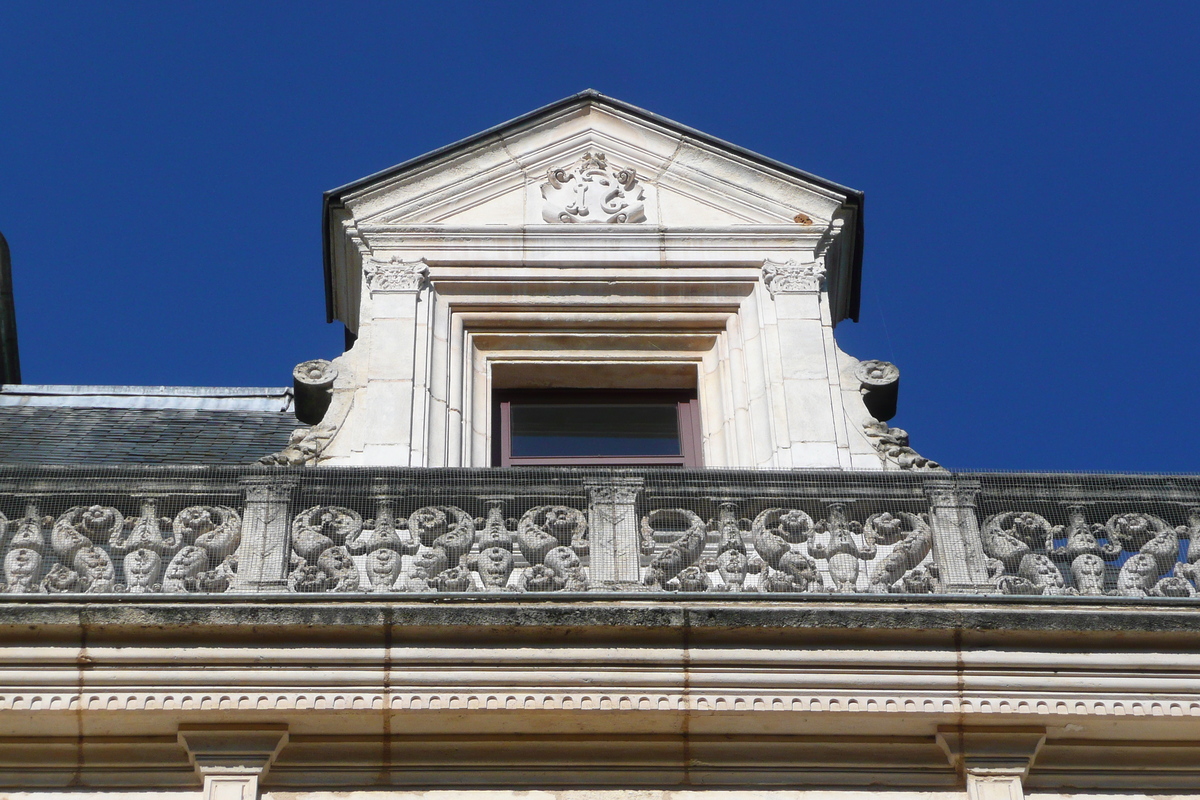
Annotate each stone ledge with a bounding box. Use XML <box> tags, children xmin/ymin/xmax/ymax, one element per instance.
<box><xmin>1</xmin><ymin>599</ymin><xmax>1199</xmax><ymax>647</ymax></box>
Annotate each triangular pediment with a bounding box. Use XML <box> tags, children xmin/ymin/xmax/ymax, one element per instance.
<box><xmin>328</xmin><ymin>92</ymin><xmax>858</xmax><ymax>229</ymax></box>
<box><xmin>323</xmin><ymin>92</ymin><xmax>865</xmax><ymax>329</ymax></box>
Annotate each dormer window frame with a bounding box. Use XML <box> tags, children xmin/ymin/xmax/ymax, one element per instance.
<box><xmin>494</xmin><ymin>388</ymin><xmax>703</xmax><ymax>467</ymax></box>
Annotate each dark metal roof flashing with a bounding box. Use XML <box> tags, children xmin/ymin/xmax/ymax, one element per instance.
<box><xmin>320</xmin><ymin>90</ymin><xmax>865</xmax><ymax>324</ymax></box>
<box><xmin>0</xmin><ymin>232</ymin><xmax>21</xmax><ymax>384</ymax></box>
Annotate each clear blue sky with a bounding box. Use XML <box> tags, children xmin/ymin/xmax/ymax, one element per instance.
<box><xmin>1</xmin><ymin>2</ymin><xmax>1197</xmax><ymax>472</ymax></box>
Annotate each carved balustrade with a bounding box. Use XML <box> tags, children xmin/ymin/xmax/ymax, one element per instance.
<box><xmin>0</xmin><ymin>467</ymin><xmax>1197</xmax><ymax>598</ymax></box>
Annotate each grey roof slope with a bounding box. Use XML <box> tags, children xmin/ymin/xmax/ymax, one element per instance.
<box><xmin>0</xmin><ymin>386</ymin><xmax>298</xmax><ymax>464</ymax></box>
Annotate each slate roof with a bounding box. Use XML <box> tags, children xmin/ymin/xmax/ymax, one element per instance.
<box><xmin>0</xmin><ymin>386</ymin><xmax>299</xmax><ymax>464</ymax></box>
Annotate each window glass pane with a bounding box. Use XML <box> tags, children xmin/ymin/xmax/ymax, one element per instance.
<box><xmin>510</xmin><ymin>403</ymin><xmax>681</xmax><ymax>457</ymax></box>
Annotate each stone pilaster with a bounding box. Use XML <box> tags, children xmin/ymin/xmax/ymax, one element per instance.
<box><xmin>179</xmin><ymin>724</ymin><xmax>288</xmax><ymax>800</ymax></box>
<box><xmin>937</xmin><ymin>727</ymin><xmax>1045</xmax><ymax>800</ymax></box>
<box><xmin>232</xmin><ymin>476</ymin><xmax>297</xmax><ymax>592</ymax></box>
<box><xmin>585</xmin><ymin>478</ymin><xmax>644</xmax><ymax>586</ymax></box>
<box><xmin>924</xmin><ymin>480</ymin><xmax>992</xmax><ymax>592</ymax></box>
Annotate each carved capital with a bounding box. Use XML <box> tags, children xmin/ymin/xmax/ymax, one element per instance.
<box><xmin>541</xmin><ymin>151</ymin><xmax>646</xmax><ymax>224</ymax></box>
<box><xmin>240</xmin><ymin>476</ymin><xmax>298</xmax><ymax>507</ymax></box>
<box><xmin>586</xmin><ymin>479</ymin><xmax>643</xmax><ymax>508</ymax></box>
<box><xmin>762</xmin><ymin>258</ymin><xmax>825</xmax><ymax>296</ymax></box>
<box><xmin>924</xmin><ymin>480</ymin><xmax>981</xmax><ymax>508</ymax></box>
<box><xmin>363</xmin><ymin>256</ymin><xmax>429</xmax><ymax>293</ymax></box>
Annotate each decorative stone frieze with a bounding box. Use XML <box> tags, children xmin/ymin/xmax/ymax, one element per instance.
<box><xmin>363</xmin><ymin>255</ymin><xmax>429</xmax><ymax>292</ymax></box>
<box><xmin>761</xmin><ymin>257</ymin><xmax>825</xmax><ymax>296</ymax></box>
<box><xmin>2</xmin><ymin>467</ymin><xmax>1200</xmax><ymax>598</ymax></box>
<box><xmin>541</xmin><ymin>151</ymin><xmax>646</xmax><ymax>224</ymax></box>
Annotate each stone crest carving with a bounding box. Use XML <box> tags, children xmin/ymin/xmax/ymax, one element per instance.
<box><xmin>541</xmin><ymin>151</ymin><xmax>646</xmax><ymax>224</ymax></box>
<box><xmin>363</xmin><ymin>256</ymin><xmax>429</xmax><ymax>292</ymax></box>
<box><xmin>761</xmin><ymin>258</ymin><xmax>825</xmax><ymax>296</ymax></box>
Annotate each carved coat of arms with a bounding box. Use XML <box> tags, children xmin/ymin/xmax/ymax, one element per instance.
<box><xmin>541</xmin><ymin>151</ymin><xmax>646</xmax><ymax>223</ymax></box>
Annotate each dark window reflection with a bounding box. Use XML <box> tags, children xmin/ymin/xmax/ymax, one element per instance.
<box><xmin>510</xmin><ymin>403</ymin><xmax>681</xmax><ymax>457</ymax></box>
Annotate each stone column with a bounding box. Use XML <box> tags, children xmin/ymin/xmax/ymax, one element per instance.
<box><xmin>232</xmin><ymin>476</ymin><xmax>297</xmax><ymax>592</ymax></box>
<box><xmin>924</xmin><ymin>480</ymin><xmax>992</xmax><ymax>593</ymax></box>
<box><xmin>179</xmin><ymin>725</ymin><xmax>288</xmax><ymax>800</ymax></box>
<box><xmin>760</xmin><ymin>257</ymin><xmax>843</xmax><ymax>468</ymax></box>
<box><xmin>937</xmin><ymin>727</ymin><xmax>1045</xmax><ymax>800</ymax></box>
<box><xmin>360</xmin><ymin>256</ymin><xmax>429</xmax><ymax>466</ymax></box>
<box><xmin>585</xmin><ymin>478</ymin><xmax>644</xmax><ymax>587</ymax></box>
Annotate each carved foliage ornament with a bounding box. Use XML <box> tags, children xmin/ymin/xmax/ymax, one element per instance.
<box><xmin>541</xmin><ymin>151</ymin><xmax>646</xmax><ymax>224</ymax></box>
<box><xmin>762</xmin><ymin>258</ymin><xmax>825</xmax><ymax>296</ymax></box>
<box><xmin>363</xmin><ymin>256</ymin><xmax>429</xmax><ymax>293</ymax></box>
<box><xmin>862</xmin><ymin>420</ymin><xmax>941</xmax><ymax>470</ymax></box>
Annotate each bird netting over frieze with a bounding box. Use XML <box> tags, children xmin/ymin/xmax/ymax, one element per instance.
<box><xmin>0</xmin><ymin>465</ymin><xmax>1197</xmax><ymax>599</ymax></box>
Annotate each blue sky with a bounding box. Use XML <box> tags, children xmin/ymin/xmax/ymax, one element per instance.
<box><xmin>1</xmin><ymin>2</ymin><xmax>1197</xmax><ymax>472</ymax></box>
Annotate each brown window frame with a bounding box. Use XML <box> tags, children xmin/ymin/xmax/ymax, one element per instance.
<box><xmin>495</xmin><ymin>389</ymin><xmax>703</xmax><ymax>467</ymax></box>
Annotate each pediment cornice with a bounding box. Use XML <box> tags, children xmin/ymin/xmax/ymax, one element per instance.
<box><xmin>323</xmin><ymin>92</ymin><xmax>863</xmax><ymax>327</ymax></box>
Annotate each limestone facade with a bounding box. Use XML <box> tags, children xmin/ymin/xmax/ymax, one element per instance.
<box><xmin>1</xmin><ymin>93</ymin><xmax>1199</xmax><ymax>800</ymax></box>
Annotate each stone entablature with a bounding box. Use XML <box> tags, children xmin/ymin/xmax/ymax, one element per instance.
<box><xmin>1</xmin><ymin>466</ymin><xmax>1197</xmax><ymax>599</ymax></box>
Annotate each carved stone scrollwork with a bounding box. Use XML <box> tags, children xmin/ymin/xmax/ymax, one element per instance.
<box><xmin>51</xmin><ymin>505</ymin><xmax>124</xmax><ymax>561</ymax></box>
<box><xmin>112</xmin><ymin>498</ymin><xmax>182</xmax><ymax>556</ymax></box>
<box><xmin>997</xmin><ymin>553</ymin><xmax>1069</xmax><ymax>596</ymax></box>
<box><xmin>363</xmin><ymin>256</ymin><xmax>429</xmax><ymax>292</ymax></box>
<box><xmin>394</xmin><ymin>505</ymin><xmax>480</xmax><ymax>593</ymax></box>
<box><xmin>1177</xmin><ymin>508</ymin><xmax>1200</xmax><ymax>589</ymax></box>
<box><xmin>258</xmin><ymin>421</ymin><xmax>340</xmax><ymax>467</ymax></box>
<box><xmin>981</xmin><ymin>511</ymin><xmax>1055</xmax><ymax>575</ymax></box>
<box><xmin>288</xmin><ymin>505</ymin><xmax>365</xmax><ymax>593</ymax></box>
<box><xmin>749</xmin><ymin>507</ymin><xmax>819</xmax><ymax>592</ymax></box>
<box><xmin>464</xmin><ymin>500</ymin><xmax>518</xmax><ymax>592</ymax></box>
<box><xmin>514</xmin><ymin>505</ymin><xmax>589</xmax><ymax>592</ymax></box>
<box><xmin>863</xmin><ymin>420</ymin><xmax>940</xmax><ymax>470</ymax></box>
<box><xmin>541</xmin><ymin>151</ymin><xmax>646</xmax><ymax>224</ymax></box>
<box><xmin>517</xmin><ymin>506</ymin><xmax>588</xmax><ymax>564</ymax></box>
<box><xmin>9</xmin><ymin>501</ymin><xmax>51</xmax><ymax>553</ymax></box>
<box><xmin>809</xmin><ymin>503</ymin><xmax>877</xmax><ymax>593</ymax></box>
<box><xmin>866</xmin><ymin>512</ymin><xmax>933</xmax><ymax>593</ymax></box>
<box><xmin>705</xmin><ymin>503</ymin><xmax>750</xmax><ymax>592</ymax></box>
<box><xmin>175</xmin><ymin>506</ymin><xmax>242</xmax><ymax>561</ymax></box>
<box><xmin>641</xmin><ymin>509</ymin><xmax>709</xmax><ymax>590</ymax></box>
<box><xmin>4</xmin><ymin>547</ymin><xmax>43</xmax><ymax>593</ymax></box>
<box><xmin>154</xmin><ymin>505</ymin><xmax>242</xmax><ymax>594</ymax></box>
<box><xmin>761</xmin><ymin>258</ymin><xmax>824</xmax><ymax>297</ymax></box>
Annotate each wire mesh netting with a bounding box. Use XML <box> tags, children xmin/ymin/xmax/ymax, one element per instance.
<box><xmin>0</xmin><ymin>465</ymin><xmax>1197</xmax><ymax>599</ymax></box>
